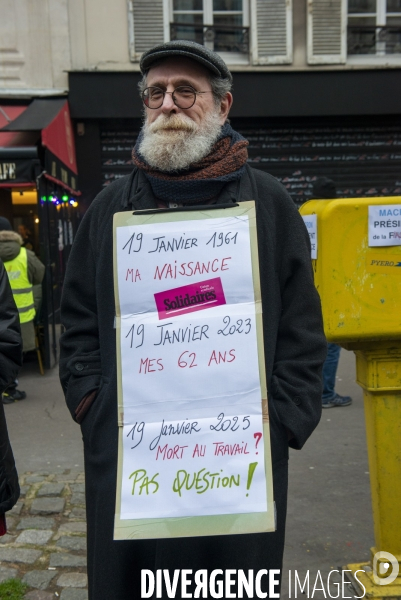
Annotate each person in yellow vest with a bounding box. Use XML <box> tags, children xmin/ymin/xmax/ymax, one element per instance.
<box><xmin>0</xmin><ymin>217</ymin><xmax>45</xmax><ymax>404</ymax></box>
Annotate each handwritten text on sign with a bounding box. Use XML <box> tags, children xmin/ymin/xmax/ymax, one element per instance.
<box><xmin>116</xmin><ymin>216</ymin><xmax>267</xmax><ymax>520</ymax></box>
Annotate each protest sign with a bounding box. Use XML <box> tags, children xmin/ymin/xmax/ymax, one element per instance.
<box><xmin>113</xmin><ymin>202</ymin><xmax>274</xmax><ymax>539</ymax></box>
<box><xmin>368</xmin><ymin>204</ymin><xmax>401</xmax><ymax>247</ymax></box>
<box><xmin>302</xmin><ymin>214</ymin><xmax>317</xmax><ymax>259</ymax></box>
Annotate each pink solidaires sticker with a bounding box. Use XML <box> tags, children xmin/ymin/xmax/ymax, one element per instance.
<box><xmin>154</xmin><ymin>277</ymin><xmax>226</xmax><ymax>320</ymax></box>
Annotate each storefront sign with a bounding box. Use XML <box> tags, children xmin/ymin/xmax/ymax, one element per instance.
<box><xmin>0</xmin><ymin>159</ymin><xmax>36</xmax><ymax>185</ymax></box>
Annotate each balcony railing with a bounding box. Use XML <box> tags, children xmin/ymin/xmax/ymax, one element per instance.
<box><xmin>170</xmin><ymin>22</ymin><xmax>249</xmax><ymax>55</ymax></box>
<box><xmin>348</xmin><ymin>25</ymin><xmax>401</xmax><ymax>55</ymax></box>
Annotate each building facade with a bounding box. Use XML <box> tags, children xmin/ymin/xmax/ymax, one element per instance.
<box><xmin>0</xmin><ymin>0</ymin><xmax>401</xmax><ymax>207</ymax></box>
<box><xmin>0</xmin><ymin>0</ymin><xmax>77</xmax><ymax>367</ymax></box>
<box><xmin>64</xmin><ymin>0</ymin><xmax>401</xmax><ymax>206</ymax></box>
<box><xmin>1</xmin><ymin>0</ymin><xmax>401</xmax><ymax>207</ymax></box>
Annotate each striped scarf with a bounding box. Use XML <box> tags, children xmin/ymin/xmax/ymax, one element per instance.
<box><xmin>132</xmin><ymin>122</ymin><xmax>248</xmax><ymax>204</ymax></box>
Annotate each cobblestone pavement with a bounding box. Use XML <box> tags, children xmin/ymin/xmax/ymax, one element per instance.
<box><xmin>0</xmin><ymin>469</ymin><xmax>88</xmax><ymax>600</ymax></box>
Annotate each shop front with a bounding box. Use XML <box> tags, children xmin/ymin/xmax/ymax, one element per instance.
<box><xmin>0</xmin><ymin>99</ymin><xmax>80</xmax><ymax>369</ymax></box>
<box><xmin>68</xmin><ymin>68</ymin><xmax>401</xmax><ymax>209</ymax></box>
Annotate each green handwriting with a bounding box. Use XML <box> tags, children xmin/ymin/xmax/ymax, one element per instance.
<box><xmin>172</xmin><ymin>468</ymin><xmax>240</xmax><ymax>497</ymax></box>
<box><xmin>129</xmin><ymin>469</ymin><xmax>159</xmax><ymax>495</ymax></box>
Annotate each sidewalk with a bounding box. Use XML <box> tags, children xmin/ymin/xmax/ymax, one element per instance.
<box><xmin>1</xmin><ymin>469</ymin><xmax>87</xmax><ymax>599</ymax></box>
<box><xmin>2</xmin><ymin>349</ymin><xmax>373</xmax><ymax>599</ymax></box>
<box><xmin>281</xmin><ymin>349</ymin><xmax>373</xmax><ymax>598</ymax></box>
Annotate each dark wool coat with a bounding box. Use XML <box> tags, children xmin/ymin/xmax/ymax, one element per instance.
<box><xmin>59</xmin><ymin>165</ymin><xmax>326</xmax><ymax>600</ymax></box>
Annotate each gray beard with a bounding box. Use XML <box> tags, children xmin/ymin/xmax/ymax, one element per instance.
<box><xmin>138</xmin><ymin>111</ymin><xmax>222</xmax><ymax>172</ymax></box>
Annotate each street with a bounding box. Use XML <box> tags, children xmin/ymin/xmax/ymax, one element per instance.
<box><xmin>282</xmin><ymin>348</ymin><xmax>373</xmax><ymax>598</ymax></box>
<box><xmin>3</xmin><ymin>347</ymin><xmax>373</xmax><ymax>599</ymax></box>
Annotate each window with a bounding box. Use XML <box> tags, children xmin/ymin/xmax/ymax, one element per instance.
<box><xmin>170</xmin><ymin>0</ymin><xmax>250</xmax><ymax>62</ymax></box>
<box><xmin>128</xmin><ymin>0</ymin><xmax>291</xmax><ymax>65</ymax></box>
<box><xmin>348</xmin><ymin>0</ymin><xmax>401</xmax><ymax>55</ymax></box>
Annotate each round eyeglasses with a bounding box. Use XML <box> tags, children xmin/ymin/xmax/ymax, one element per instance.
<box><xmin>142</xmin><ymin>85</ymin><xmax>212</xmax><ymax>110</ymax></box>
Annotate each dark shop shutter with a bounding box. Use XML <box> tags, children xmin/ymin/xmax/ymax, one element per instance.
<box><xmin>233</xmin><ymin>116</ymin><xmax>401</xmax><ymax>207</ymax></box>
<box><xmin>128</xmin><ymin>0</ymin><xmax>165</xmax><ymax>61</ymax></box>
<box><xmin>99</xmin><ymin>117</ymin><xmax>401</xmax><ymax>207</ymax></box>
<box><xmin>100</xmin><ymin>120</ymin><xmax>141</xmax><ymax>188</ymax></box>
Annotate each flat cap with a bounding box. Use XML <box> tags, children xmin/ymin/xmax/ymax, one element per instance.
<box><xmin>140</xmin><ymin>40</ymin><xmax>233</xmax><ymax>82</ymax></box>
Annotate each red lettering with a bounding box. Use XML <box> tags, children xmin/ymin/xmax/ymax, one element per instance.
<box><xmin>213</xmin><ymin>441</ymin><xmax>249</xmax><ymax>456</ymax></box>
<box><xmin>156</xmin><ymin>444</ymin><xmax>168</xmax><ymax>460</ymax></box>
<box><xmin>139</xmin><ymin>358</ymin><xmax>148</xmax><ymax>373</ymax></box>
<box><xmin>218</xmin><ymin>351</ymin><xmax>227</xmax><ymax>363</ymax></box>
<box><xmin>193</xmin><ymin>262</ymin><xmax>202</xmax><ymax>275</ymax></box>
<box><xmin>221</xmin><ymin>257</ymin><xmax>232</xmax><ymax>271</ymax></box>
<box><xmin>127</xmin><ymin>268</ymin><xmax>141</xmax><ymax>282</ymax></box>
<box><xmin>208</xmin><ymin>349</ymin><xmax>236</xmax><ymax>366</ymax></box>
<box><xmin>156</xmin><ymin>444</ymin><xmax>187</xmax><ymax>460</ymax></box>
<box><xmin>192</xmin><ymin>444</ymin><xmax>206</xmax><ymax>457</ymax></box>
<box><xmin>139</xmin><ymin>357</ymin><xmax>164</xmax><ymax>374</ymax></box>
<box><xmin>154</xmin><ymin>264</ymin><xmax>167</xmax><ymax>280</ymax></box>
<box><xmin>208</xmin><ymin>350</ymin><xmax>218</xmax><ymax>366</ymax></box>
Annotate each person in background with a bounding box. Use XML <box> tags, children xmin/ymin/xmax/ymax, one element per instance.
<box><xmin>0</xmin><ymin>217</ymin><xmax>45</xmax><ymax>404</ymax></box>
<box><xmin>312</xmin><ymin>178</ymin><xmax>353</xmax><ymax>409</ymax></box>
<box><xmin>17</xmin><ymin>224</ymin><xmax>34</xmax><ymax>251</ymax></box>
<box><xmin>0</xmin><ymin>259</ymin><xmax>22</xmax><ymax>532</ymax></box>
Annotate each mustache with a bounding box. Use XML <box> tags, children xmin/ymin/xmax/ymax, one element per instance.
<box><xmin>147</xmin><ymin>114</ymin><xmax>198</xmax><ymax>134</ymax></box>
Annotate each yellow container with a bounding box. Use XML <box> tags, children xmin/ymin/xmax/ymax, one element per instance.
<box><xmin>300</xmin><ymin>197</ymin><xmax>401</xmax><ymax>343</ymax></box>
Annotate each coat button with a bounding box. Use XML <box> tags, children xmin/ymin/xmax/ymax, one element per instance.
<box><xmin>75</xmin><ymin>362</ymin><xmax>84</xmax><ymax>372</ymax></box>
<box><xmin>293</xmin><ymin>396</ymin><xmax>301</xmax><ymax>405</ymax></box>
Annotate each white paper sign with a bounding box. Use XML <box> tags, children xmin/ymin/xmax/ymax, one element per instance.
<box><xmin>369</xmin><ymin>205</ymin><xmax>401</xmax><ymax>247</ymax></box>
<box><xmin>302</xmin><ymin>214</ymin><xmax>317</xmax><ymax>259</ymax></box>
<box><xmin>116</xmin><ymin>215</ymin><xmax>267</xmax><ymax>520</ymax></box>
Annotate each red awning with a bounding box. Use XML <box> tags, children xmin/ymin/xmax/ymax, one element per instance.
<box><xmin>0</xmin><ymin>105</ymin><xmax>32</xmax><ymax>149</ymax></box>
<box><xmin>1</xmin><ymin>100</ymin><xmax>79</xmax><ymax>194</ymax></box>
<box><xmin>41</xmin><ymin>101</ymin><xmax>77</xmax><ymax>175</ymax></box>
<box><xmin>0</xmin><ymin>105</ymin><xmax>28</xmax><ymax>128</ymax></box>
<box><xmin>0</xmin><ymin>105</ymin><xmax>40</xmax><ymax>188</ymax></box>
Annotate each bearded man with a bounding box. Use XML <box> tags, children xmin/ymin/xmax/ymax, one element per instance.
<box><xmin>60</xmin><ymin>40</ymin><xmax>326</xmax><ymax>600</ymax></box>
